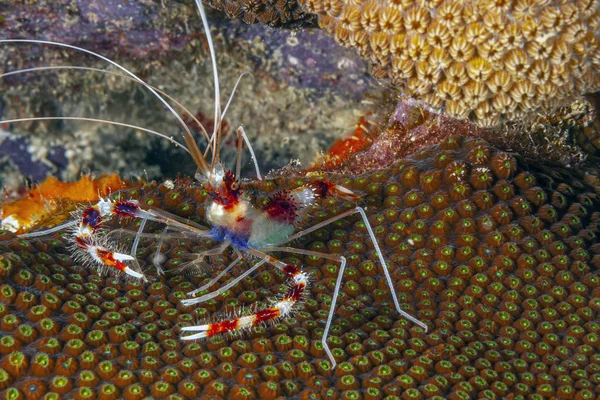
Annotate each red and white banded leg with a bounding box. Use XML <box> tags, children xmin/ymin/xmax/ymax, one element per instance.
<box><xmin>307</xmin><ymin>180</ymin><xmax>359</xmax><ymax>201</ymax></box>
<box><xmin>73</xmin><ymin>198</ymin><xmax>147</xmax><ymax>279</ymax></box>
<box><xmin>74</xmin><ymin>196</ymin><xmax>214</xmax><ymax>277</ymax></box>
<box><xmin>262</xmin><ymin>245</ymin><xmax>347</xmax><ymax>367</ymax></box>
<box><xmin>180</xmin><ymin>250</ymin><xmax>308</xmax><ymax>339</ymax></box>
<box><xmin>73</xmin><ymin>197</ymin><xmax>213</xmax><ymax>279</ymax></box>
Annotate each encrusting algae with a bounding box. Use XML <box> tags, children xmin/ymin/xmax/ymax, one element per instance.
<box><xmin>0</xmin><ymin>135</ymin><xmax>599</xmax><ymax>399</ymax></box>
<box><xmin>300</xmin><ymin>0</ymin><xmax>600</xmax><ymax>127</ymax></box>
<box><xmin>314</xmin><ymin>97</ymin><xmax>597</xmax><ymax>176</ymax></box>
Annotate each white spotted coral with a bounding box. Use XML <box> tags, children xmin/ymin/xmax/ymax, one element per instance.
<box><xmin>301</xmin><ymin>0</ymin><xmax>600</xmax><ymax>127</ymax></box>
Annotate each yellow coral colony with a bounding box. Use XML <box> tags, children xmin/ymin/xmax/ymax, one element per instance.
<box><xmin>301</xmin><ymin>0</ymin><xmax>600</xmax><ymax>127</ymax></box>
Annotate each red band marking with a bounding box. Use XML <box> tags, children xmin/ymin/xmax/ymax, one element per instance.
<box><xmin>282</xmin><ymin>264</ymin><xmax>299</xmax><ymax>277</ymax></box>
<box><xmin>311</xmin><ymin>180</ymin><xmax>358</xmax><ymax>201</ymax></box>
<box><xmin>254</xmin><ymin>308</ymin><xmax>281</xmax><ymax>324</ymax></box>
<box><xmin>96</xmin><ymin>248</ymin><xmax>126</xmax><ymax>272</ymax></box>
<box><xmin>210</xmin><ymin>170</ymin><xmax>240</xmax><ymax>209</ymax></box>
<box><xmin>311</xmin><ymin>180</ymin><xmax>336</xmax><ymax>198</ymax></box>
<box><xmin>75</xmin><ymin>236</ymin><xmax>89</xmax><ymax>251</ymax></box>
<box><xmin>286</xmin><ymin>283</ymin><xmax>306</xmax><ymax>302</ymax></box>
<box><xmin>264</xmin><ymin>191</ymin><xmax>298</xmax><ymax>224</ymax></box>
<box><xmin>207</xmin><ymin>319</ymin><xmax>238</xmax><ymax>336</ymax></box>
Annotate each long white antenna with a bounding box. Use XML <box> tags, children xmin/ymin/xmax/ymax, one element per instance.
<box><xmin>0</xmin><ymin>40</ymin><xmax>181</xmax><ymax>129</ymax></box>
<box><xmin>194</xmin><ymin>0</ymin><xmax>222</xmax><ymax>166</ymax></box>
<box><xmin>237</xmin><ymin>126</ymin><xmax>262</xmax><ymax>180</ymax></box>
<box><xmin>0</xmin><ymin>117</ymin><xmax>192</xmax><ymax>155</ymax></box>
<box><xmin>0</xmin><ymin>65</ymin><xmax>212</xmax><ymax>144</ymax></box>
<box><xmin>221</xmin><ymin>71</ymin><xmax>251</xmax><ymax>121</ymax></box>
<box><xmin>0</xmin><ymin>39</ymin><xmax>211</xmax><ymax>176</ymax></box>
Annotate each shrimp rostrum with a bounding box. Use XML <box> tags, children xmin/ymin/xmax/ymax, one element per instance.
<box><xmin>3</xmin><ymin>1</ymin><xmax>426</xmax><ymax>367</ymax></box>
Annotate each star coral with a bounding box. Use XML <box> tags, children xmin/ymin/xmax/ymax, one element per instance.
<box><xmin>301</xmin><ymin>0</ymin><xmax>600</xmax><ymax>127</ymax></box>
<box><xmin>1</xmin><ymin>136</ymin><xmax>599</xmax><ymax>398</ymax></box>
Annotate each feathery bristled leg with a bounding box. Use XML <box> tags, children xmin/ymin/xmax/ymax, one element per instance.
<box><xmin>73</xmin><ymin>199</ymin><xmax>145</xmax><ymax>279</ymax></box>
<box><xmin>180</xmin><ymin>250</ymin><xmax>307</xmax><ymax>339</ymax></box>
<box><xmin>73</xmin><ymin>198</ymin><xmax>211</xmax><ymax>279</ymax></box>
<box><xmin>263</xmin><ymin>245</ymin><xmax>347</xmax><ymax>368</ymax></box>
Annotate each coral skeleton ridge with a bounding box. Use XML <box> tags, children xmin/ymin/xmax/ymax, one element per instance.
<box><xmin>205</xmin><ymin>0</ymin><xmax>317</xmax><ymax>26</ymax></box>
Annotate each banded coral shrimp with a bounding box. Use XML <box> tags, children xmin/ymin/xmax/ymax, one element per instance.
<box><xmin>0</xmin><ymin>1</ymin><xmax>427</xmax><ymax>368</ymax></box>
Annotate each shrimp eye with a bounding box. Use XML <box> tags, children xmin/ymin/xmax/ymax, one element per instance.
<box><xmin>231</xmin><ymin>182</ymin><xmax>239</xmax><ymax>190</ymax></box>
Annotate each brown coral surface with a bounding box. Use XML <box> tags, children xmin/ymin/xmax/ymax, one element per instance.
<box><xmin>301</xmin><ymin>0</ymin><xmax>600</xmax><ymax>127</ymax></box>
<box><xmin>1</xmin><ymin>136</ymin><xmax>600</xmax><ymax>399</ymax></box>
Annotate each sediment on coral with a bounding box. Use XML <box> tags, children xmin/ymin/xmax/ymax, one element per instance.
<box><xmin>300</xmin><ymin>0</ymin><xmax>600</xmax><ymax>127</ymax></box>
<box><xmin>500</xmin><ymin>97</ymin><xmax>597</xmax><ymax>165</ymax></box>
<box><xmin>1</xmin><ymin>136</ymin><xmax>599</xmax><ymax>398</ymax></box>
<box><xmin>314</xmin><ymin>98</ymin><xmax>596</xmax><ymax>177</ymax></box>
<box><xmin>577</xmin><ymin>93</ymin><xmax>600</xmax><ymax>162</ymax></box>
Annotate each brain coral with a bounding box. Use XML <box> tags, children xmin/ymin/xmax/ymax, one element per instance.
<box><xmin>0</xmin><ymin>136</ymin><xmax>600</xmax><ymax>399</ymax></box>
<box><xmin>300</xmin><ymin>0</ymin><xmax>600</xmax><ymax>127</ymax></box>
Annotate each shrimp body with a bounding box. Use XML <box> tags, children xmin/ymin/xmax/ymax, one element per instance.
<box><xmin>180</xmin><ymin>161</ymin><xmax>369</xmax><ymax>344</ymax></box>
<box><xmin>203</xmin><ymin>164</ymin><xmax>287</xmax><ymax>249</ymax></box>
<box><xmin>204</xmin><ymin>162</ymin><xmax>338</xmax><ymax>250</ymax></box>
<box><xmin>208</xmin><ymin>213</ymin><xmax>295</xmax><ymax>250</ymax></box>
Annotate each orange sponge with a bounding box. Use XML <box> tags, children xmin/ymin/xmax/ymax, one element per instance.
<box><xmin>1</xmin><ymin>174</ymin><xmax>130</xmax><ymax>234</ymax></box>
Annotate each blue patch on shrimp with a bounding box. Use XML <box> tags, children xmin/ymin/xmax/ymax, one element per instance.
<box><xmin>210</xmin><ymin>226</ymin><xmax>250</xmax><ymax>249</ymax></box>
<box><xmin>82</xmin><ymin>208</ymin><xmax>102</xmax><ymax>229</ymax></box>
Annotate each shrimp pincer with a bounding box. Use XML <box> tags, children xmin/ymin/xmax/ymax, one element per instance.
<box><xmin>2</xmin><ymin>0</ymin><xmax>427</xmax><ymax>368</ymax></box>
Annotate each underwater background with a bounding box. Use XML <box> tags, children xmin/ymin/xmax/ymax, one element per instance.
<box><xmin>0</xmin><ymin>0</ymin><xmax>600</xmax><ymax>399</ymax></box>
